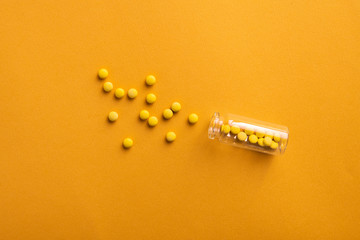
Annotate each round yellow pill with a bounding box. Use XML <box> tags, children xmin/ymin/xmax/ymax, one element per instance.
<box><xmin>123</xmin><ymin>138</ymin><xmax>133</xmax><ymax>149</ymax></box>
<box><xmin>188</xmin><ymin>113</ymin><xmax>199</xmax><ymax>124</ymax></box>
<box><xmin>103</xmin><ymin>82</ymin><xmax>113</xmax><ymax>92</ymax></box>
<box><xmin>265</xmin><ymin>130</ymin><xmax>274</xmax><ymax>139</ymax></box>
<box><xmin>163</xmin><ymin>109</ymin><xmax>173</xmax><ymax>120</ymax></box>
<box><xmin>171</xmin><ymin>102</ymin><xmax>181</xmax><ymax>112</ymax></box>
<box><xmin>270</xmin><ymin>141</ymin><xmax>279</xmax><ymax>150</ymax></box>
<box><xmin>114</xmin><ymin>88</ymin><xmax>125</xmax><ymax>98</ymax></box>
<box><xmin>249</xmin><ymin>134</ymin><xmax>258</xmax><ymax>144</ymax></box>
<box><xmin>258</xmin><ymin>137</ymin><xmax>265</xmax><ymax>146</ymax></box>
<box><xmin>274</xmin><ymin>133</ymin><xmax>281</xmax><ymax>142</ymax></box>
<box><xmin>237</xmin><ymin>132</ymin><xmax>247</xmax><ymax>141</ymax></box>
<box><xmin>264</xmin><ymin>136</ymin><xmax>272</xmax><ymax>146</ymax></box>
<box><xmin>108</xmin><ymin>111</ymin><xmax>118</xmax><ymax>122</ymax></box>
<box><xmin>145</xmin><ymin>75</ymin><xmax>156</xmax><ymax>86</ymax></box>
<box><xmin>139</xmin><ymin>110</ymin><xmax>150</xmax><ymax>120</ymax></box>
<box><xmin>146</xmin><ymin>93</ymin><xmax>157</xmax><ymax>104</ymax></box>
<box><xmin>127</xmin><ymin>88</ymin><xmax>138</xmax><ymax>99</ymax></box>
<box><xmin>166</xmin><ymin>131</ymin><xmax>176</xmax><ymax>142</ymax></box>
<box><xmin>256</xmin><ymin>130</ymin><xmax>265</xmax><ymax>138</ymax></box>
<box><xmin>221</xmin><ymin>124</ymin><xmax>231</xmax><ymax>134</ymax></box>
<box><xmin>230</xmin><ymin>125</ymin><xmax>241</xmax><ymax>135</ymax></box>
<box><xmin>98</xmin><ymin>68</ymin><xmax>108</xmax><ymax>79</ymax></box>
<box><xmin>245</xmin><ymin>127</ymin><xmax>255</xmax><ymax>135</ymax></box>
<box><xmin>148</xmin><ymin>116</ymin><xmax>158</xmax><ymax>127</ymax></box>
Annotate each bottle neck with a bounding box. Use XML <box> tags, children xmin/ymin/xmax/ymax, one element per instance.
<box><xmin>208</xmin><ymin>112</ymin><xmax>222</xmax><ymax>139</ymax></box>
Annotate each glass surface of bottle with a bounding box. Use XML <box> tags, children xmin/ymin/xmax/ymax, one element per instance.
<box><xmin>208</xmin><ymin>112</ymin><xmax>289</xmax><ymax>155</ymax></box>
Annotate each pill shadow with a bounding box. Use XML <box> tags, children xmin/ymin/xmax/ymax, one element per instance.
<box><xmin>140</xmin><ymin>99</ymin><xmax>155</xmax><ymax>108</ymax></box>
<box><xmin>140</xmin><ymin>119</ymin><xmax>159</xmax><ymax>130</ymax></box>
<box><xmin>185</xmin><ymin>118</ymin><xmax>195</xmax><ymax>126</ymax></box>
<box><xmin>137</xmin><ymin>116</ymin><xmax>145</xmax><ymax>123</ymax></box>
<box><xmin>113</xmin><ymin>94</ymin><xmax>125</xmax><ymax>101</ymax></box>
<box><xmin>106</xmin><ymin>117</ymin><xmax>115</xmax><ymax>124</ymax></box>
<box><xmin>164</xmin><ymin>138</ymin><xmax>174</xmax><ymax>145</ymax></box>
<box><xmin>100</xmin><ymin>86</ymin><xmax>110</xmax><ymax>95</ymax></box>
<box><xmin>127</xmin><ymin>96</ymin><xmax>137</xmax><ymax>100</ymax></box>
<box><xmin>161</xmin><ymin>115</ymin><xmax>172</xmax><ymax>122</ymax></box>
<box><xmin>96</xmin><ymin>74</ymin><xmax>102</xmax><ymax>81</ymax></box>
<box><xmin>120</xmin><ymin>144</ymin><xmax>134</xmax><ymax>153</ymax></box>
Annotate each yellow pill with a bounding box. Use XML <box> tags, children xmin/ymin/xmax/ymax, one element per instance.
<box><xmin>128</xmin><ymin>88</ymin><xmax>138</xmax><ymax>99</ymax></box>
<box><xmin>166</xmin><ymin>131</ymin><xmax>176</xmax><ymax>142</ymax></box>
<box><xmin>139</xmin><ymin>110</ymin><xmax>150</xmax><ymax>120</ymax></box>
<box><xmin>221</xmin><ymin>124</ymin><xmax>231</xmax><ymax>134</ymax></box>
<box><xmin>103</xmin><ymin>82</ymin><xmax>113</xmax><ymax>92</ymax></box>
<box><xmin>274</xmin><ymin>133</ymin><xmax>281</xmax><ymax>142</ymax></box>
<box><xmin>145</xmin><ymin>75</ymin><xmax>156</xmax><ymax>86</ymax></box>
<box><xmin>98</xmin><ymin>68</ymin><xmax>108</xmax><ymax>79</ymax></box>
<box><xmin>256</xmin><ymin>130</ymin><xmax>265</xmax><ymax>138</ymax></box>
<box><xmin>265</xmin><ymin>130</ymin><xmax>274</xmax><ymax>139</ymax></box>
<box><xmin>148</xmin><ymin>116</ymin><xmax>158</xmax><ymax>127</ymax></box>
<box><xmin>188</xmin><ymin>113</ymin><xmax>199</xmax><ymax>124</ymax></box>
<box><xmin>258</xmin><ymin>137</ymin><xmax>265</xmax><ymax>146</ymax></box>
<box><xmin>237</xmin><ymin>132</ymin><xmax>247</xmax><ymax>141</ymax></box>
<box><xmin>115</xmin><ymin>88</ymin><xmax>125</xmax><ymax>98</ymax></box>
<box><xmin>108</xmin><ymin>111</ymin><xmax>118</xmax><ymax>122</ymax></box>
<box><xmin>171</xmin><ymin>102</ymin><xmax>181</xmax><ymax>112</ymax></box>
<box><xmin>146</xmin><ymin>93</ymin><xmax>157</xmax><ymax>104</ymax></box>
<box><xmin>270</xmin><ymin>141</ymin><xmax>279</xmax><ymax>150</ymax></box>
<box><xmin>249</xmin><ymin>134</ymin><xmax>258</xmax><ymax>144</ymax></box>
<box><xmin>230</xmin><ymin>125</ymin><xmax>241</xmax><ymax>135</ymax></box>
<box><xmin>245</xmin><ymin>127</ymin><xmax>255</xmax><ymax>135</ymax></box>
<box><xmin>163</xmin><ymin>109</ymin><xmax>173</xmax><ymax>119</ymax></box>
<box><xmin>123</xmin><ymin>138</ymin><xmax>133</xmax><ymax>149</ymax></box>
<box><xmin>264</xmin><ymin>136</ymin><xmax>272</xmax><ymax>146</ymax></box>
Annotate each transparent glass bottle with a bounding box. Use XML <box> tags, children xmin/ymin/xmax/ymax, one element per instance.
<box><xmin>208</xmin><ymin>112</ymin><xmax>289</xmax><ymax>155</ymax></box>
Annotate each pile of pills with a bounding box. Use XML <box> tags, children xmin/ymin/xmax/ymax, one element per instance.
<box><xmin>97</xmin><ymin>69</ymin><xmax>199</xmax><ymax>149</ymax></box>
<box><xmin>220</xmin><ymin>123</ymin><xmax>282</xmax><ymax>151</ymax></box>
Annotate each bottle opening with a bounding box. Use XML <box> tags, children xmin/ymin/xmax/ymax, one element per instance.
<box><xmin>208</xmin><ymin>112</ymin><xmax>221</xmax><ymax>139</ymax></box>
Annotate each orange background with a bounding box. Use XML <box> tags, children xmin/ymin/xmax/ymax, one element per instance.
<box><xmin>1</xmin><ymin>0</ymin><xmax>360</xmax><ymax>239</ymax></box>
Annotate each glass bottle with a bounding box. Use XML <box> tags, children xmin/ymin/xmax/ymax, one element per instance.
<box><xmin>208</xmin><ymin>112</ymin><xmax>289</xmax><ymax>155</ymax></box>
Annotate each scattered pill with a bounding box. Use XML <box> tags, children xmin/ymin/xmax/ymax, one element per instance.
<box><xmin>171</xmin><ymin>102</ymin><xmax>181</xmax><ymax>112</ymax></box>
<box><xmin>188</xmin><ymin>113</ymin><xmax>199</xmax><ymax>124</ymax></box>
<box><xmin>265</xmin><ymin>131</ymin><xmax>274</xmax><ymax>139</ymax></box>
<box><xmin>274</xmin><ymin>133</ymin><xmax>281</xmax><ymax>142</ymax></box>
<box><xmin>249</xmin><ymin>134</ymin><xmax>258</xmax><ymax>144</ymax></box>
<box><xmin>148</xmin><ymin>116</ymin><xmax>158</xmax><ymax>127</ymax></box>
<box><xmin>258</xmin><ymin>137</ymin><xmax>265</xmax><ymax>146</ymax></box>
<box><xmin>115</xmin><ymin>88</ymin><xmax>125</xmax><ymax>98</ymax></box>
<box><xmin>166</xmin><ymin>131</ymin><xmax>176</xmax><ymax>142</ymax></box>
<box><xmin>123</xmin><ymin>138</ymin><xmax>133</xmax><ymax>149</ymax></box>
<box><xmin>264</xmin><ymin>136</ymin><xmax>272</xmax><ymax>146</ymax></box>
<box><xmin>139</xmin><ymin>110</ymin><xmax>150</xmax><ymax>120</ymax></box>
<box><xmin>221</xmin><ymin>124</ymin><xmax>231</xmax><ymax>134</ymax></box>
<box><xmin>146</xmin><ymin>93</ymin><xmax>157</xmax><ymax>104</ymax></box>
<box><xmin>103</xmin><ymin>82</ymin><xmax>113</xmax><ymax>92</ymax></box>
<box><xmin>145</xmin><ymin>75</ymin><xmax>156</xmax><ymax>86</ymax></box>
<box><xmin>270</xmin><ymin>141</ymin><xmax>279</xmax><ymax>149</ymax></box>
<box><xmin>256</xmin><ymin>130</ymin><xmax>265</xmax><ymax>138</ymax></box>
<box><xmin>163</xmin><ymin>109</ymin><xmax>173</xmax><ymax>120</ymax></box>
<box><xmin>230</xmin><ymin>125</ymin><xmax>241</xmax><ymax>135</ymax></box>
<box><xmin>98</xmin><ymin>68</ymin><xmax>108</xmax><ymax>79</ymax></box>
<box><xmin>237</xmin><ymin>132</ymin><xmax>247</xmax><ymax>141</ymax></box>
<box><xmin>128</xmin><ymin>88</ymin><xmax>138</xmax><ymax>99</ymax></box>
<box><xmin>108</xmin><ymin>111</ymin><xmax>118</xmax><ymax>122</ymax></box>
